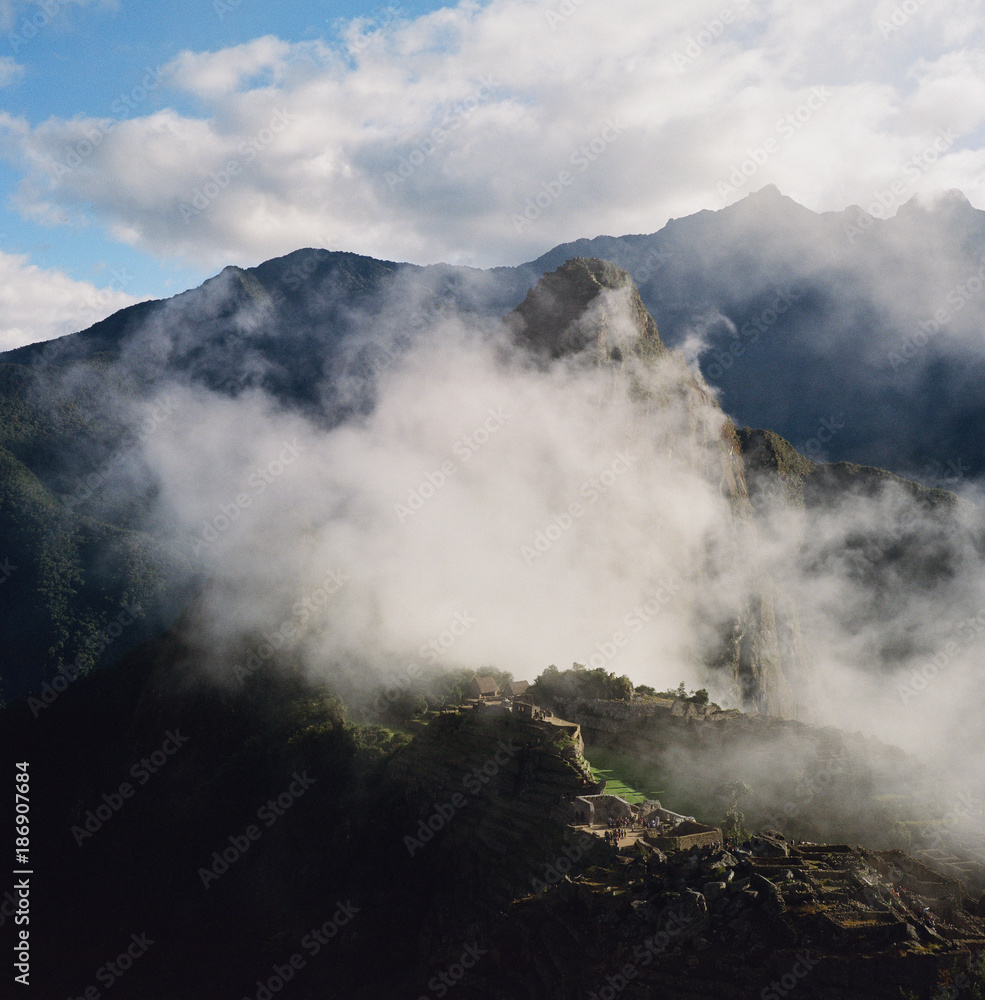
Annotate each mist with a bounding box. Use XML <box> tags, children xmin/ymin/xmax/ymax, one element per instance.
<box><xmin>136</xmin><ymin>286</ymin><xmax>734</xmax><ymax>698</ymax></box>
<box><xmin>35</xmin><ymin>258</ymin><xmax>985</xmax><ymax>853</ymax></box>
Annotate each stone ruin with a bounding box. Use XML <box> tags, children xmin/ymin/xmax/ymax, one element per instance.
<box><xmin>570</xmin><ymin>793</ymin><xmax>704</xmax><ymax>838</ymax></box>
<box><xmin>648</xmin><ymin>819</ymin><xmax>724</xmax><ymax>852</ymax></box>
<box><xmin>571</xmin><ymin>794</ymin><xmax>634</xmax><ymax>826</ymax></box>
<box><xmin>636</xmin><ymin>798</ymin><xmax>697</xmax><ymax>827</ymax></box>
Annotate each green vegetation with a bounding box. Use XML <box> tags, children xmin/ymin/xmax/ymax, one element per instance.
<box><xmin>369</xmin><ymin>665</ymin><xmax>514</xmax><ymax>724</ymax></box>
<box><xmin>588</xmin><ymin>764</ymin><xmax>647</xmax><ymax>804</ymax></box>
<box><xmin>0</xmin><ymin>361</ymin><xmax>194</xmax><ymax>701</ymax></box>
<box><xmin>4</xmin><ymin>653</ymin><xmax>434</xmax><ymax>997</ymax></box>
<box><xmin>529</xmin><ymin>662</ymin><xmax>634</xmax><ymax>704</ymax></box>
<box><xmin>641</xmin><ymin>681</ymin><xmax>710</xmax><ymax>705</ymax></box>
<box><xmin>916</xmin><ymin>953</ymin><xmax>985</xmax><ymax>1000</ymax></box>
<box><xmin>587</xmin><ymin>743</ymin><xmax>733</xmax><ymax>822</ymax></box>
<box><xmin>718</xmin><ymin>780</ymin><xmax>751</xmax><ymax>843</ymax></box>
<box><xmin>584</xmin><ymin>745</ymin><xmax>665</xmax><ymax>802</ymax></box>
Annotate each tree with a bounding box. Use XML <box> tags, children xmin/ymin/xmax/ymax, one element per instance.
<box><xmin>716</xmin><ymin>780</ymin><xmax>751</xmax><ymax>843</ymax></box>
<box><xmin>530</xmin><ymin>663</ymin><xmax>634</xmax><ymax>703</ymax></box>
<box><xmin>382</xmin><ymin>690</ymin><xmax>428</xmax><ymax>723</ymax></box>
<box><xmin>608</xmin><ymin>674</ymin><xmax>634</xmax><ymax>701</ymax></box>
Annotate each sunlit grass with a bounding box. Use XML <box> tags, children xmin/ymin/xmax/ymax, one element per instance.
<box><xmin>585</xmin><ymin>745</ymin><xmax>665</xmax><ymax>802</ymax></box>
<box><xmin>586</xmin><ymin>755</ymin><xmax>651</xmax><ymax>804</ymax></box>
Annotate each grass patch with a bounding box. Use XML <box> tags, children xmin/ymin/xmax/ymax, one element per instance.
<box><xmin>585</xmin><ymin>750</ymin><xmax>654</xmax><ymax>804</ymax></box>
<box><xmin>589</xmin><ymin>766</ymin><xmax>648</xmax><ymax>804</ymax></box>
<box><xmin>585</xmin><ymin>745</ymin><xmax>665</xmax><ymax>802</ymax></box>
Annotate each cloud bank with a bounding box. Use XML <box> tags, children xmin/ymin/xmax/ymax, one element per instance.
<box><xmin>0</xmin><ymin>250</ymin><xmax>141</xmax><ymax>351</ymax></box>
<box><xmin>1</xmin><ymin>0</ymin><xmax>983</xmax><ymax>272</ymax></box>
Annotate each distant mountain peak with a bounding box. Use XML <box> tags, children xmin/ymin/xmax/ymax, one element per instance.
<box><xmin>897</xmin><ymin>187</ymin><xmax>976</xmax><ymax>217</ymax></box>
<box><xmin>941</xmin><ymin>187</ymin><xmax>973</xmax><ymax>207</ymax></box>
<box><xmin>507</xmin><ymin>257</ymin><xmax>663</xmax><ymax>360</ymax></box>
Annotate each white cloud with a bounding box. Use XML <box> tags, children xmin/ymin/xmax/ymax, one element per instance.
<box><xmin>164</xmin><ymin>36</ymin><xmax>298</xmax><ymax>98</ymax></box>
<box><xmin>2</xmin><ymin>0</ymin><xmax>985</xmax><ymax>268</ymax></box>
<box><xmin>0</xmin><ymin>57</ymin><xmax>23</xmax><ymax>87</ymax></box>
<box><xmin>0</xmin><ymin>252</ymin><xmax>142</xmax><ymax>352</ymax></box>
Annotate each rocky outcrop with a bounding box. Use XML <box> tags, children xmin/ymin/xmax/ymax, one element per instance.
<box><xmin>508</xmin><ymin>257</ymin><xmax>665</xmax><ymax>362</ymax></box>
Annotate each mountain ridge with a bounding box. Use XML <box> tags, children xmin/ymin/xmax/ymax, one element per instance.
<box><xmin>1</xmin><ymin>193</ymin><xmax>982</xmax><ymax>709</ymax></box>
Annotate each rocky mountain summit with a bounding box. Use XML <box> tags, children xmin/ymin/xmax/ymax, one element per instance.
<box><xmin>508</xmin><ymin>257</ymin><xmax>664</xmax><ymax>362</ymax></box>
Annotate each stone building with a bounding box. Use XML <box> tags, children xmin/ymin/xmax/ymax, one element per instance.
<box><xmin>650</xmin><ymin>820</ymin><xmax>722</xmax><ymax>852</ymax></box>
<box><xmin>469</xmin><ymin>676</ymin><xmax>499</xmax><ymax>701</ymax></box>
<box><xmin>504</xmin><ymin>680</ymin><xmax>530</xmax><ymax>700</ymax></box>
<box><xmin>637</xmin><ymin>799</ymin><xmax>696</xmax><ymax>827</ymax></box>
<box><xmin>571</xmin><ymin>794</ymin><xmax>635</xmax><ymax>826</ymax></box>
<box><xmin>513</xmin><ymin>700</ymin><xmax>536</xmax><ymax>720</ymax></box>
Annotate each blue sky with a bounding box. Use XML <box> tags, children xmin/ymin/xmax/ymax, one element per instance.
<box><xmin>0</xmin><ymin>0</ymin><xmax>984</xmax><ymax>349</ymax></box>
<box><xmin>0</xmin><ymin>0</ymin><xmax>450</xmax><ymax>317</ymax></box>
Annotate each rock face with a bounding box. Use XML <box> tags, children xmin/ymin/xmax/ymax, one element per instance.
<box><xmin>508</xmin><ymin>258</ymin><xmax>796</xmax><ymax>716</ymax></box>
<box><xmin>508</xmin><ymin>257</ymin><xmax>665</xmax><ymax>362</ymax></box>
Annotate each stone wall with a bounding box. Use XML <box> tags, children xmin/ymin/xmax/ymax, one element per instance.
<box><xmin>637</xmin><ymin>799</ymin><xmax>697</xmax><ymax>826</ymax></box>
<box><xmin>869</xmin><ymin>849</ymin><xmax>964</xmax><ymax>905</ymax></box>
<box><xmin>549</xmin><ymin>695</ymin><xmax>739</xmax><ymax>735</ymax></box>
<box><xmin>549</xmin><ymin>718</ymin><xmax>585</xmax><ymax>756</ymax></box>
<box><xmin>916</xmin><ymin>847</ymin><xmax>985</xmax><ymax>896</ymax></box>
<box><xmin>572</xmin><ymin>794</ymin><xmax>634</xmax><ymax>825</ymax></box>
<box><xmin>649</xmin><ymin>821</ymin><xmax>722</xmax><ymax>852</ymax></box>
